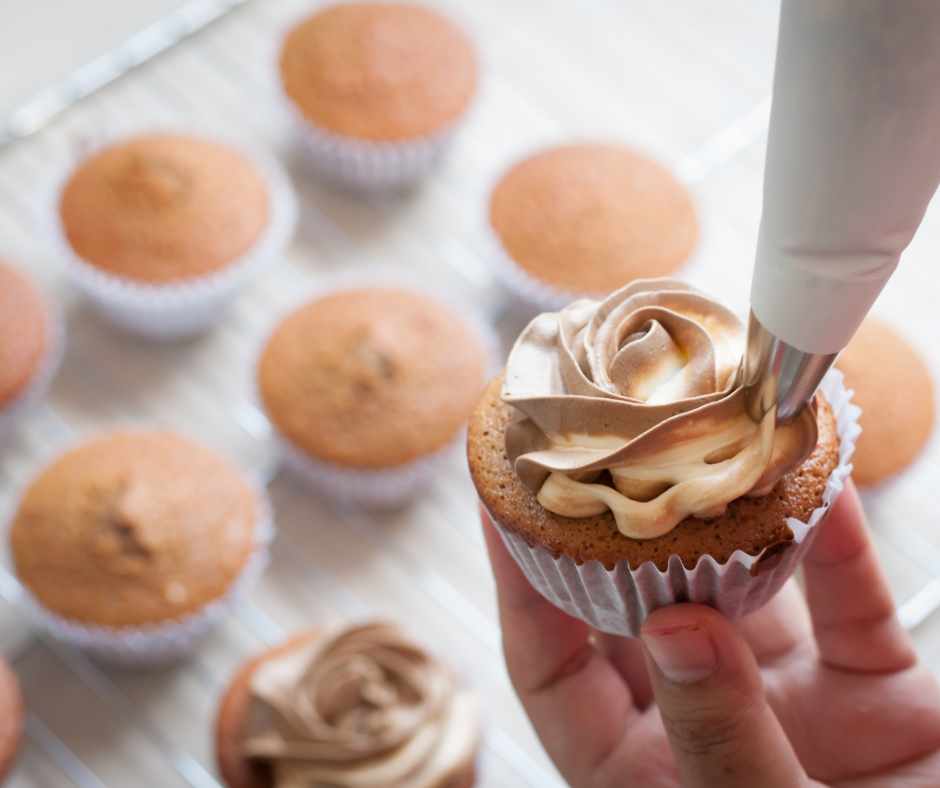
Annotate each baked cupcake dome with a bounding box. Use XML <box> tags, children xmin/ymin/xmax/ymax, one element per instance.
<box><xmin>837</xmin><ymin>317</ymin><xmax>935</xmax><ymax>487</ymax></box>
<box><xmin>279</xmin><ymin>3</ymin><xmax>477</xmax><ymax>142</ymax></box>
<box><xmin>488</xmin><ymin>143</ymin><xmax>698</xmax><ymax>307</ymax></box>
<box><xmin>0</xmin><ymin>658</ymin><xmax>23</xmax><ymax>782</ymax></box>
<box><xmin>277</xmin><ymin>2</ymin><xmax>478</xmax><ymax>188</ymax></box>
<box><xmin>258</xmin><ymin>287</ymin><xmax>488</xmax><ymax>503</ymax></box>
<box><xmin>0</xmin><ymin>262</ymin><xmax>52</xmax><ymax>410</ymax></box>
<box><xmin>215</xmin><ymin>623</ymin><xmax>480</xmax><ymax>788</ymax></box>
<box><xmin>59</xmin><ymin>133</ymin><xmax>270</xmax><ymax>284</ymax></box>
<box><xmin>10</xmin><ymin>430</ymin><xmax>265</xmax><ymax>660</ymax></box>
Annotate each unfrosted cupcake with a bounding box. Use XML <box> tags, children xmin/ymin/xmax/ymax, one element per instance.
<box><xmin>0</xmin><ymin>261</ymin><xmax>61</xmax><ymax>437</ymax></box>
<box><xmin>488</xmin><ymin>144</ymin><xmax>698</xmax><ymax>311</ymax></box>
<box><xmin>56</xmin><ymin>132</ymin><xmax>296</xmax><ymax>338</ymax></box>
<box><xmin>0</xmin><ymin>658</ymin><xmax>23</xmax><ymax>782</ymax></box>
<box><xmin>468</xmin><ymin>279</ymin><xmax>857</xmax><ymax>635</ymax></box>
<box><xmin>278</xmin><ymin>2</ymin><xmax>478</xmax><ymax>189</ymax></box>
<box><xmin>215</xmin><ymin>621</ymin><xmax>481</xmax><ymax>788</ymax></box>
<box><xmin>258</xmin><ymin>287</ymin><xmax>489</xmax><ymax>507</ymax></box>
<box><xmin>837</xmin><ymin>317</ymin><xmax>935</xmax><ymax>487</ymax></box>
<box><xmin>9</xmin><ymin>430</ymin><xmax>270</xmax><ymax>664</ymax></box>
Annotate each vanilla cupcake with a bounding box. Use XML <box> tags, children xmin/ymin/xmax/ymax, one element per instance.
<box><xmin>468</xmin><ymin>279</ymin><xmax>858</xmax><ymax>635</ymax></box>
<box><xmin>55</xmin><ymin>133</ymin><xmax>296</xmax><ymax>338</ymax></box>
<box><xmin>258</xmin><ymin>287</ymin><xmax>489</xmax><ymax>507</ymax></box>
<box><xmin>488</xmin><ymin>144</ymin><xmax>698</xmax><ymax>311</ymax></box>
<box><xmin>9</xmin><ymin>430</ymin><xmax>271</xmax><ymax>664</ymax></box>
<box><xmin>0</xmin><ymin>261</ymin><xmax>62</xmax><ymax>438</ymax></box>
<box><xmin>278</xmin><ymin>2</ymin><xmax>478</xmax><ymax>189</ymax></box>
<box><xmin>215</xmin><ymin>622</ymin><xmax>481</xmax><ymax>788</ymax></box>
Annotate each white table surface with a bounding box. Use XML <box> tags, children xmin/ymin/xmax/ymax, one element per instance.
<box><xmin>0</xmin><ymin>1</ymin><xmax>939</xmax><ymax>786</ymax></box>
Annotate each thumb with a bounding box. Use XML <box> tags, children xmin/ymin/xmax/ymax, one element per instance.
<box><xmin>640</xmin><ymin>604</ymin><xmax>807</xmax><ymax>788</ymax></box>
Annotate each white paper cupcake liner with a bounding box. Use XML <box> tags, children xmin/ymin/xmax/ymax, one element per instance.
<box><xmin>49</xmin><ymin>135</ymin><xmax>298</xmax><ymax>340</ymax></box>
<box><xmin>15</xmin><ymin>488</ymin><xmax>274</xmax><ymax>667</ymax></box>
<box><xmin>255</xmin><ymin>274</ymin><xmax>500</xmax><ymax>509</ymax></box>
<box><xmin>0</xmin><ymin>299</ymin><xmax>65</xmax><ymax>441</ymax></box>
<box><xmin>489</xmin><ymin>369</ymin><xmax>860</xmax><ymax>637</ymax></box>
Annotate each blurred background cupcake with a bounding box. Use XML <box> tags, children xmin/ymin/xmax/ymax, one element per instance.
<box><xmin>838</xmin><ymin>317</ymin><xmax>936</xmax><ymax>488</ymax></box>
<box><xmin>0</xmin><ymin>260</ymin><xmax>62</xmax><ymax>439</ymax></box>
<box><xmin>469</xmin><ymin>279</ymin><xmax>858</xmax><ymax>635</ymax></box>
<box><xmin>278</xmin><ymin>2</ymin><xmax>478</xmax><ymax>190</ymax></box>
<box><xmin>215</xmin><ymin>620</ymin><xmax>481</xmax><ymax>788</ymax></box>
<box><xmin>487</xmin><ymin>143</ymin><xmax>698</xmax><ymax>312</ymax></box>
<box><xmin>9</xmin><ymin>430</ymin><xmax>271</xmax><ymax>664</ymax></box>
<box><xmin>257</xmin><ymin>286</ymin><xmax>489</xmax><ymax>508</ymax></box>
<box><xmin>54</xmin><ymin>132</ymin><xmax>296</xmax><ymax>339</ymax></box>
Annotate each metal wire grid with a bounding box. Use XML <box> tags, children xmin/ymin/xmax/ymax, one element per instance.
<box><xmin>0</xmin><ymin>1</ymin><xmax>937</xmax><ymax>785</ymax></box>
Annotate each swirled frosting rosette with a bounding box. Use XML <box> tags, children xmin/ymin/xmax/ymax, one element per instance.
<box><xmin>503</xmin><ymin>279</ymin><xmax>819</xmax><ymax>539</ymax></box>
<box><xmin>241</xmin><ymin>622</ymin><xmax>480</xmax><ymax>788</ymax></box>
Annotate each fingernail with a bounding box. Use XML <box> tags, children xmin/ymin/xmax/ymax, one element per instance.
<box><xmin>641</xmin><ymin>624</ymin><xmax>718</xmax><ymax>684</ymax></box>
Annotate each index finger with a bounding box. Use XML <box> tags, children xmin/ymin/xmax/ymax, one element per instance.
<box><xmin>481</xmin><ymin>509</ymin><xmax>639</xmax><ymax>785</ymax></box>
<box><xmin>803</xmin><ymin>479</ymin><xmax>916</xmax><ymax>673</ymax></box>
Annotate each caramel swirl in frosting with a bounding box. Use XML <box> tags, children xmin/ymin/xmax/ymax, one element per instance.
<box><xmin>242</xmin><ymin>621</ymin><xmax>480</xmax><ymax>788</ymax></box>
<box><xmin>503</xmin><ymin>279</ymin><xmax>818</xmax><ymax>539</ymax></box>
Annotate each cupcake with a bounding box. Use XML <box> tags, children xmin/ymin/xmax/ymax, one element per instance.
<box><xmin>215</xmin><ymin>621</ymin><xmax>481</xmax><ymax>788</ymax></box>
<box><xmin>488</xmin><ymin>144</ymin><xmax>698</xmax><ymax>311</ymax></box>
<box><xmin>258</xmin><ymin>287</ymin><xmax>489</xmax><ymax>507</ymax></box>
<box><xmin>278</xmin><ymin>2</ymin><xmax>478</xmax><ymax>189</ymax></box>
<box><xmin>0</xmin><ymin>658</ymin><xmax>23</xmax><ymax>782</ymax></box>
<box><xmin>468</xmin><ymin>279</ymin><xmax>857</xmax><ymax>636</ymax></box>
<box><xmin>0</xmin><ymin>261</ymin><xmax>62</xmax><ymax>438</ymax></box>
<box><xmin>55</xmin><ymin>132</ymin><xmax>296</xmax><ymax>338</ymax></box>
<box><xmin>837</xmin><ymin>317</ymin><xmax>935</xmax><ymax>487</ymax></box>
<box><xmin>9</xmin><ymin>430</ymin><xmax>271</xmax><ymax>664</ymax></box>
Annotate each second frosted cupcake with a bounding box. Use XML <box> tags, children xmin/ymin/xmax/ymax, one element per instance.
<box><xmin>258</xmin><ymin>287</ymin><xmax>489</xmax><ymax>507</ymax></box>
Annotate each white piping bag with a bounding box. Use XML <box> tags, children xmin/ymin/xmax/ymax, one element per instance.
<box><xmin>746</xmin><ymin>0</ymin><xmax>940</xmax><ymax>419</ymax></box>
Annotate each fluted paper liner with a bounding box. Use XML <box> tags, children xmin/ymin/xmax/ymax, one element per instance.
<box><xmin>489</xmin><ymin>369</ymin><xmax>859</xmax><ymax>636</ymax></box>
<box><xmin>49</xmin><ymin>135</ymin><xmax>298</xmax><ymax>340</ymax></box>
<box><xmin>14</xmin><ymin>487</ymin><xmax>274</xmax><ymax>667</ymax></box>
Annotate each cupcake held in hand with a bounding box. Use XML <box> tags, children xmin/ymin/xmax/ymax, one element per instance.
<box><xmin>215</xmin><ymin>621</ymin><xmax>481</xmax><ymax>788</ymax></box>
<box><xmin>56</xmin><ymin>132</ymin><xmax>296</xmax><ymax>338</ymax></box>
<box><xmin>258</xmin><ymin>287</ymin><xmax>489</xmax><ymax>507</ymax></box>
<box><xmin>9</xmin><ymin>430</ymin><xmax>271</xmax><ymax>664</ymax></box>
<box><xmin>468</xmin><ymin>279</ymin><xmax>858</xmax><ymax>635</ymax></box>
<box><xmin>278</xmin><ymin>2</ymin><xmax>478</xmax><ymax>189</ymax></box>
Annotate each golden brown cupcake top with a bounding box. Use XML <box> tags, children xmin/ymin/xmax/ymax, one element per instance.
<box><xmin>279</xmin><ymin>3</ymin><xmax>477</xmax><ymax>141</ymax></box>
<box><xmin>59</xmin><ymin>133</ymin><xmax>270</xmax><ymax>284</ymax></box>
<box><xmin>10</xmin><ymin>430</ymin><xmax>259</xmax><ymax>628</ymax></box>
<box><xmin>838</xmin><ymin>317</ymin><xmax>935</xmax><ymax>487</ymax></box>
<box><xmin>490</xmin><ymin>144</ymin><xmax>698</xmax><ymax>294</ymax></box>
<box><xmin>258</xmin><ymin>288</ymin><xmax>488</xmax><ymax>469</ymax></box>
<box><xmin>0</xmin><ymin>262</ymin><xmax>49</xmax><ymax>408</ymax></box>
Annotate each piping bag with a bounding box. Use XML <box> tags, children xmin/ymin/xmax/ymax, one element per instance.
<box><xmin>744</xmin><ymin>0</ymin><xmax>940</xmax><ymax>421</ymax></box>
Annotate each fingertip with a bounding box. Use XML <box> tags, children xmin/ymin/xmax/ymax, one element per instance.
<box><xmin>806</xmin><ymin>478</ymin><xmax>868</xmax><ymax>567</ymax></box>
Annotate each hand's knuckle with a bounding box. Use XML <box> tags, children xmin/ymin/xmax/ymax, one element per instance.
<box><xmin>662</xmin><ymin>704</ymin><xmax>749</xmax><ymax>758</ymax></box>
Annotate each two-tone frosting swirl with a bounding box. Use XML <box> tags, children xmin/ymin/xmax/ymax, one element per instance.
<box><xmin>241</xmin><ymin>621</ymin><xmax>480</xmax><ymax>788</ymax></box>
<box><xmin>503</xmin><ymin>279</ymin><xmax>818</xmax><ymax>539</ymax></box>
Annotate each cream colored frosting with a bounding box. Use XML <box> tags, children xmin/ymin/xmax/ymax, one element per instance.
<box><xmin>242</xmin><ymin>621</ymin><xmax>480</xmax><ymax>788</ymax></box>
<box><xmin>502</xmin><ymin>279</ymin><xmax>818</xmax><ymax>539</ymax></box>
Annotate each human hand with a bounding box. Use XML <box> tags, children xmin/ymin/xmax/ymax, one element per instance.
<box><xmin>482</xmin><ymin>480</ymin><xmax>940</xmax><ymax>787</ymax></box>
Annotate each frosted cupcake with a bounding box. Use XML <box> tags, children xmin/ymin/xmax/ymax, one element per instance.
<box><xmin>468</xmin><ymin>279</ymin><xmax>857</xmax><ymax>635</ymax></box>
<box><xmin>0</xmin><ymin>261</ymin><xmax>61</xmax><ymax>438</ymax></box>
<box><xmin>278</xmin><ymin>2</ymin><xmax>478</xmax><ymax>190</ymax></box>
<box><xmin>9</xmin><ymin>430</ymin><xmax>271</xmax><ymax>664</ymax></box>
<box><xmin>488</xmin><ymin>144</ymin><xmax>698</xmax><ymax>311</ymax></box>
<box><xmin>56</xmin><ymin>132</ymin><xmax>296</xmax><ymax>338</ymax></box>
<box><xmin>215</xmin><ymin>621</ymin><xmax>481</xmax><ymax>788</ymax></box>
<box><xmin>258</xmin><ymin>287</ymin><xmax>489</xmax><ymax>507</ymax></box>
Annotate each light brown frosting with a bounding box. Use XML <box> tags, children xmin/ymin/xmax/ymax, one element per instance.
<box><xmin>242</xmin><ymin>622</ymin><xmax>480</xmax><ymax>788</ymax></box>
<box><xmin>503</xmin><ymin>279</ymin><xmax>818</xmax><ymax>539</ymax></box>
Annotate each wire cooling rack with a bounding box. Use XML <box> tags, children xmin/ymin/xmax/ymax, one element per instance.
<box><xmin>1</xmin><ymin>1</ymin><xmax>939</xmax><ymax>785</ymax></box>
